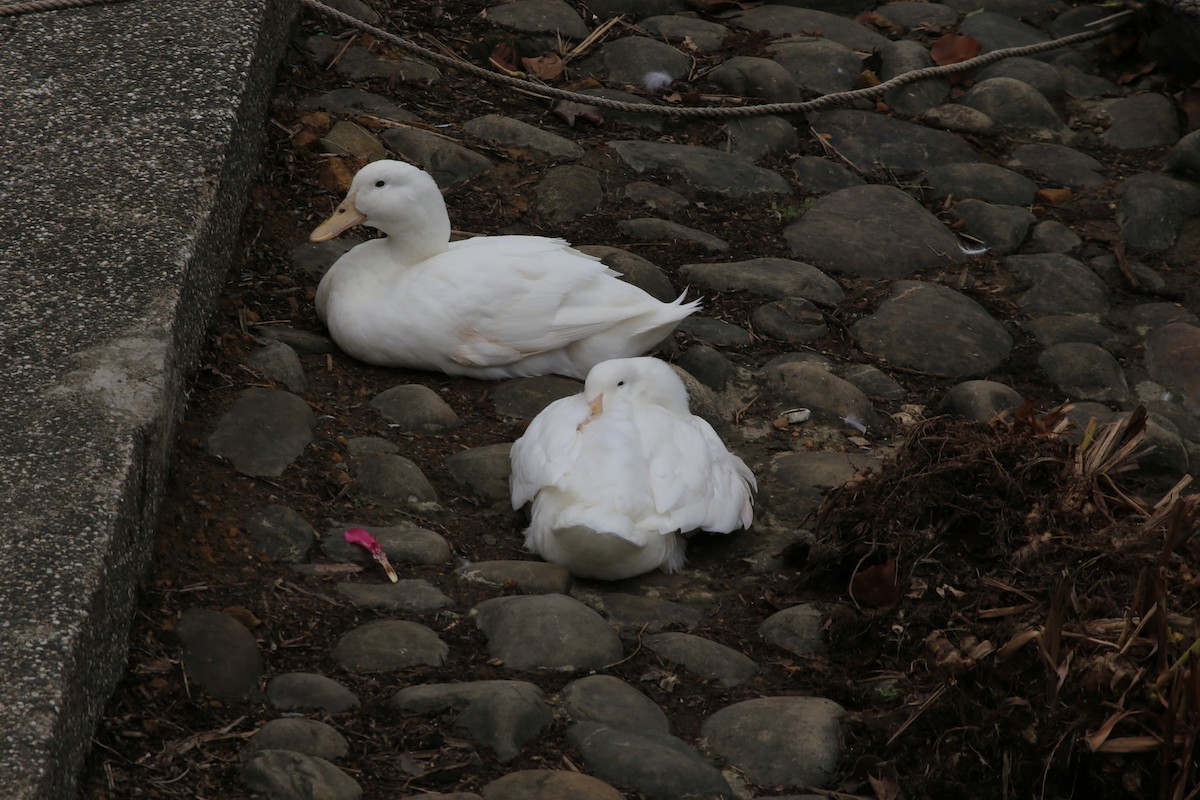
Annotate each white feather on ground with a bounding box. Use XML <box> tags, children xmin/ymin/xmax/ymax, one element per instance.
<box><xmin>309</xmin><ymin>160</ymin><xmax>699</xmax><ymax>379</ymax></box>
<box><xmin>510</xmin><ymin>357</ymin><xmax>756</xmax><ymax>580</ymax></box>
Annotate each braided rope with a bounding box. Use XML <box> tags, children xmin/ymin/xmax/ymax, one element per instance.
<box><xmin>0</xmin><ymin>0</ymin><xmax>127</xmax><ymax>13</ymax></box>
<box><xmin>297</xmin><ymin>0</ymin><xmax>1134</xmax><ymax>119</ymax></box>
<box><xmin>0</xmin><ymin>0</ymin><xmax>1134</xmax><ymax>119</ymax></box>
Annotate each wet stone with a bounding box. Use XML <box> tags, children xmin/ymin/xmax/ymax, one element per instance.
<box><xmin>924</xmin><ymin>163</ymin><xmax>1038</xmax><ymax>206</ymax></box>
<box><xmin>617</xmin><ymin>218</ymin><xmax>728</xmax><ymax>252</ymax></box>
<box><xmin>622</xmin><ymin>181</ymin><xmax>690</xmax><ymax>215</ymax></box>
<box><xmin>675</xmin><ymin>345</ymin><xmax>737</xmax><ymax>392</ymax></box>
<box><xmin>319</xmin><ymin>120</ymin><xmax>386</xmax><ymax>162</ymax></box>
<box><xmin>372</xmin><ymin>384</ymin><xmax>462</xmax><ymax>433</ymax></box>
<box><xmin>1144</xmin><ymin>323</ymin><xmax>1200</xmax><ymax>417</ymax></box>
<box><xmin>1005</xmin><ymin>254</ymin><xmax>1110</xmax><ymax>315</ymax></box>
<box><xmin>1166</xmin><ymin>129</ymin><xmax>1200</xmax><ymax>181</ymax></box>
<box><xmin>1116</xmin><ymin>176</ymin><xmax>1195</xmax><ymax>252</ymax></box>
<box><xmin>724</xmin><ymin>115</ymin><xmax>798</xmax><ymax>160</ymax></box>
<box><xmin>880</xmin><ymin>39</ymin><xmax>947</xmax><ymax>116</ymax></box>
<box><xmin>940</xmin><ymin>380</ymin><xmax>1024</xmax><ymax>422</ymax></box>
<box><xmin>643</xmin><ymin>632</ymin><xmax>759</xmax><ymax>687</ymax></box>
<box><xmin>336</xmin><ymin>579</ymin><xmax>450</xmax><ymax>611</ymax></box>
<box><xmin>727</xmin><ymin>5</ymin><xmax>887</xmax><ymax>51</ymax></box>
<box><xmin>874</xmin><ymin>0</ymin><xmax>960</xmax><ymax>28</ymax></box>
<box><xmin>960</xmin><ymin>78</ymin><xmax>1067</xmax><ymax>137</ymax></box>
<box><xmin>677</xmin><ymin>316</ymin><xmax>751</xmax><ymax>347</ymax></box>
<box><xmin>463</xmin><ymin>114</ymin><xmax>583</xmax><ymax>160</ymax></box>
<box><xmin>258</xmin><ymin>325</ymin><xmax>338</xmax><ymax>354</ymax></box>
<box><xmin>393</xmin><ymin>681</ymin><xmax>552</xmax><ymax>762</ymax></box>
<box><xmin>791</xmin><ymin>155</ymin><xmax>866</xmax><ymax>194</ymax></box>
<box><xmin>480</xmin><ymin>770</ymin><xmax>625</xmax><ymax>800</ymax></box>
<box><xmin>1022</xmin><ymin>315</ymin><xmax>1120</xmax><ymax>350</ymax></box>
<box><xmin>381</xmin><ymin>127</ymin><xmax>494</xmax><ymax>188</ymax></box>
<box><xmin>472</xmin><ymin>593</ymin><xmax>623</xmax><ymax>670</ymax></box>
<box><xmin>577</xmin><ymin>87</ymin><xmax>666</xmax><ymax>131</ymax></box>
<box><xmin>177</xmin><ymin>608</ymin><xmax>263</xmax><ymax>703</ymax></box>
<box><xmin>322</xmin><ymin>524</ymin><xmax>451</xmax><ymax>566</ymax></box>
<box><xmin>641</xmin><ymin>15</ymin><xmax>730</xmax><ymax>52</ymax></box>
<box><xmin>290</xmin><ymin>238</ymin><xmax>359</xmax><ymax>280</ymax></box>
<box><xmin>702</xmin><ymin>696</ymin><xmax>845</xmax><ymax>788</ymax></box>
<box><xmin>267</xmin><ymin>672</ymin><xmax>360</xmax><ymax>713</ymax></box>
<box><xmin>762</xmin><ymin>362</ymin><xmax>878</xmax><ymax>428</ymax></box>
<box><xmin>246</xmin><ymin>504</ymin><xmax>316</xmax><ymax>563</ymax></box>
<box><xmin>752</xmin><ymin>298</ymin><xmax>828</xmax><ymax>344</ymax></box>
<box><xmin>354</xmin><ymin>454</ymin><xmax>439</xmax><ymax>505</ymax></box>
<box><xmin>852</xmin><ymin>281</ymin><xmax>1013</xmax><ymax>378</ymax></box>
<box><xmin>242</xmin><ymin>750</ymin><xmax>362</xmax><ymax>800</ymax></box>
<box><xmin>767</xmin><ymin>38</ymin><xmax>861</xmax><ymax>96</ymax></box>
<box><xmin>584</xmin><ymin>35</ymin><xmax>691</xmax><ymax>86</ymax></box>
<box><xmin>1007</xmin><ymin>143</ymin><xmax>1105</xmax><ymax>189</ymax></box>
<box><xmin>458</xmin><ymin>560</ymin><xmax>574</xmax><ymax>594</ymax></box>
<box><xmin>920</xmin><ymin>103</ymin><xmax>995</xmax><ymax>134</ymax></box>
<box><xmin>207</xmin><ymin>387</ymin><xmax>316</xmax><ymax>477</ymax></box>
<box><xmin>959</xmin><ymin>11</ymin><xmax>1050</xmax><ymax>57</ymax></box>
<box><xmin>976</xmin><ymin>57</ymin><xmax>1063</xmax><ymax>101</ymax></box>
<box><xmin>763</xmin><ymin>452</ymin><xmax>882</xmax><ymax>517</ymax></box>
<box><xmin>568</xmin><ymin>722</ymin><xmax>732</xmax><ymax>798</ymax></box>
<box><xmin>332</xmin><ymin>619</ymin><xmax>448</xmax><ymax>672</ymax></box>
<box><xmin>536</xmin><ymin>165</ymin><xmax>603</xmax><ymax>222</ymax></box>
<box><xmin>785</xmin><ymin>185</ymin><xmax>966</xmax><ymax>279</ymax></box>
<box><xmin>343</xmin><ymin>436</ymin><xmax>397</xmax><ymax>458</ymax></box>
<box><xmin>1028</xmin><ymin>220</ymin><xmax>1082</xmax><ymax>254</ymax></box>
<box><xmin>758</xmin><ymin>604</ymin><xmax>827</xmax><ymax>656</ymax></box>
<box><xmin>680</xmin><ymin>258</ymin><xmax>845</xmax><ymax>307</ymax></box>
<box><xmin>485</xmin><ymin>0</ymin><xmax>590</xmax><ymax>39</ymax></box>
<box><xmin>808</xmin><ymin>109</ymin><xmax>979</xmax><ymax>175</ymax></box>
<box><xmin>300</xmin><ymin>88</ymin><xmax>419</xmax><ymax>122</ymax></box>
<box><xmin>576</xmin><ymin>245</ymin><xmax>678</xmax><ymax>302</ymax></box>
<box><xmin>951</xmin><ymin>199</ymin><xmax>1034</xmax><ymax>255</ymax></box>
<box><xmin>609</xmin><ymin>139</ymin><xmax>792</xmax><ymax>197</ymax></box>
<box><xmin>1038</xmin><ymin>342</ymin><xmax>1131</xmax><ymax>404</ymax></box>
<box><xmin>560</xmin><ymin>674</ymin><xmax>670</xmax><ymax>733</ymax></box>
<box><xmin>840</xmin><ymin>364</ymin><xmax>907</xmax><ymax>399</ymax></box>
<box><xmin>247</xmin><ymin>340</ymin><xmax>307</xmax><ymax>393</ymax></box>
<box><xmin>1101</xmin><ymin>93</ymin><xmax>1182</xmax><ymax>149</ymax></box>
<box><xmin>245</xmin><ymin>718</ymin><xmax>350</xmax><ymax>761</ymax></box>
<box><xmin>491</xmin><ymin>376</ymin><xmax>581</xmax><ymax>422</ymax></box>
<box><xmin>705</xmin><ymin>56</ymin><xmax>800</xmax><ymax>103</ymax></box>
<box><xmin>445</xmin><ymin>443</ymin><xmax>512</xmax><ymax>503</ymax></box>
<box><xmin>1129</xmin><ymin>303</ymin><xmax>1200</xmax><ymax>332</ymax></box>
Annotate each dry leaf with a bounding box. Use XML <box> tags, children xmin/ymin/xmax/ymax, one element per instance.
<box><xmin>488</xmin><ymin>41</ymin><xmax>521</xmax><ymax>75</ymax></box>
<box><xmin>1037</xmin><ymin>187</ymin><xmax>1073</xmax><ymax>204</ymax></box>
<box><xmin>553</xmin><ymin>100</ymin><xmax>604</xmax><ymax>127</ymax></box>
<box><xmin>521</xmin><ymin>52</ymin><xmax>564</xmax><ymax>80</ymax></box>
<box><xmin>930</xmin><ymin>32</ymin><xmax>981</xmax><ymax>66</ymax></box>
<box><xmin>851</xmin><ymin>558</ymin><xmax>900</xmax><ymax>608</ymax></box>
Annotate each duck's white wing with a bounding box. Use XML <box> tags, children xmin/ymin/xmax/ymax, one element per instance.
<box><xmin>634</xmin><ymin>406</ymin><xmax>756</xmax><ymax>535</ymax></box>
<box><xmin>509</xmin><ymin>394</ymin><xmax>590</xmax><ymax>510</ymax></box>
<box><xmin>441</xmin><ymin>237</ymin><xmax>674</xmax><ymax>367</ymax></box>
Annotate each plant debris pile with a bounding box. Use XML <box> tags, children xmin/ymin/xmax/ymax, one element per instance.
<box><xmin>808</xmin><ymin>406</ymin><xmax>1200</xmax><ymax>798</ymax></box>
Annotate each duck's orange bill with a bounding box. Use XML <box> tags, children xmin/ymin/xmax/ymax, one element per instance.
<box><xmin>310</xmin><ymin>192</ymin><xmax>366</xmax><ymax>242</ymax></box>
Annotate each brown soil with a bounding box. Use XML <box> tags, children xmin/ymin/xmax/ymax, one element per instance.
<box><xmin>79</xmin><ymin>3</ymin><xmax>1200</xmax><ymax>799</ymax></box>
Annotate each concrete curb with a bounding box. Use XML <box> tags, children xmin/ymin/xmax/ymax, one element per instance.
<box><xmin>0</xmin><ymin>1</ymin><xmax>295</xmax><ymax>796</ymax></box>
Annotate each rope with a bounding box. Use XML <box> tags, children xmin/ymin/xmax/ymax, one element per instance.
<box><xmin>0</xmin><ymin>0</ymin><xmax>1134</xmax><ymax>119</ymax></box>
<box><xmin>296</xmin><ymin>0</ymin><xmax>1135</xmax><ymax>119</ymax></box>
<box><xmin>0</xmin><ymin>0</ymin><xmax>128</xmax><ymax>14</ymax></box>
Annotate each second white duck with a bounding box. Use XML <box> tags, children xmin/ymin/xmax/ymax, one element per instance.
<box><xmin>309</xmin><ymin>160</ymin><xmax>699</xmax><ymax>380</ymax></box>
<box><xmin>509</xmin><ymin>357</ymin><xmax>756</xmax><ymax>580</ymax></box>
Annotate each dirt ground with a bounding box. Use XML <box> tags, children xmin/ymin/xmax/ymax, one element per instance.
<box><xmin>78</xmin><ymin>2</ymin><xmax>1200</xmax><ymax>798</ymax></box>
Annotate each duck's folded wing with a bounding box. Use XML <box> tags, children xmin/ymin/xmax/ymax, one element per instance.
<box><xmin>443</xmin><ymin>238</ymin><xmax>672</xmax><ymax>365</ymax></box>
<box><xmin>636</xmin><ymin>409</ymin><xmax>757</xmax><ymax>534</ymax></box>
<box><xmin>509</xmin><ymin>395</ymin><xmax>589</xmax><ymax>509</ymax></box>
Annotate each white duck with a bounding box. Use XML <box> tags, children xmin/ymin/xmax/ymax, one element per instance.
<box><xmin>309</xmin><ymin>160</ymin><xmax>699</xmax><ymax>379</ymax></box>
<box><xmin>509</xmin><ymin>357</ymin><xmax>756</xmax><ymax>580</ymax></box>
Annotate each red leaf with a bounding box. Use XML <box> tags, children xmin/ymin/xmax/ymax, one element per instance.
<box><xmin>851</xmin><ymin>558</ymin><xmax>900</xmax><ymax>608</ymax></box>
<box><xmin>930</xmin><ymin>32</ymin><xmax>981</xmax><ymax>67</ymax></box>
<box><xmin>488</xmin><ymin>42</ymin><xmax>520</xmax><ymax>75</ymax></box>
<box><xmin>521</xmin><ymin>52</ymin><xmax>564</xmax><ymax>81</ymax></box>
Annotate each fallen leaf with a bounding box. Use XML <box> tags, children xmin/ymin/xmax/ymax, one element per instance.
<box><xmin>553</xmin><ymin>100</ymin><xmax>604</xmax><ymax>127</ymax></box>
<box><xmin>1037</xmin><ymin>187</ymin><xmax>1073</xmax><ymax>204</ymax></box>
<box><xmin>521</xmin><ymin>52</ymin><xmax>564</xmax><ymax>81</ymax></box>
<box><xmin>850</xmin><ymin>558</ymin><xmax>900</xmax><ymax>607</ymax></box>
<box><xmin>929</xmin><ymin>32</ymin><xmax>980</xmax><ymax>84</ymax></box>
<box><xmin>1174</xmin><ymin>87</ymin><xmax>1200</xmax><ymax>131</ymax></box>
<box><xmin>488</xmin><ymin>41</ymin><xmax>521</xmax><ymax>75</ymax></box>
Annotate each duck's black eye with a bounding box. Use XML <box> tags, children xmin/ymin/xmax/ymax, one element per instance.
<box><xmin>375</xmin><ymin>180</ymin><xmax>386</xmax><ymax>188</ymax></box>
<box><xmin>617</xmin><ymin>381</ymin><xmax>625</xmax><ymax>387</ymax></box>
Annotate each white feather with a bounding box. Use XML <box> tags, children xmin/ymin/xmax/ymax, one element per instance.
<box><xmin>510</xmin><ymin>357</ymin><xmax>756</xmax><ymax>580</ymax></box>
<box><xmin>312</xmin><ymin>161</ymin><xmax>699</xmax><ymax>379</ymax></box>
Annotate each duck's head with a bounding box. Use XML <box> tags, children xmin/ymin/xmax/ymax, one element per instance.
<box><xmin>582</xmin><ymin>357</ymin><xmax>691</xmax><ymax>421</ymax></box>
<box><xmin>310</xmin><ymin>160</ymin><xmax>446</xmax><ymax>243</ymax></box>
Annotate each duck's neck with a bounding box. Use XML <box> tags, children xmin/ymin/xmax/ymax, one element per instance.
<box><xmin>374</xmin><ymin>200</ymin><xmax>452</xmax><ymax>266</ymax></box>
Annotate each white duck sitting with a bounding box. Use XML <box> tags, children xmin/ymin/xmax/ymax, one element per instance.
<box><xmin>309</xmin><ymin>160</ymin><xmax>700</xmax><ymax>380</ymax></box>
<box><xmin>509</xmin><ymin>357</ymin><xmax>756</xmax><ymax>580</ymax></box>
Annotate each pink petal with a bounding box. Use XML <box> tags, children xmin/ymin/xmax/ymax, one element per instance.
<box><xmin>344</xmin><ymin>527</ymin><xmax>382</xmax><ymax>554</ymax></box>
